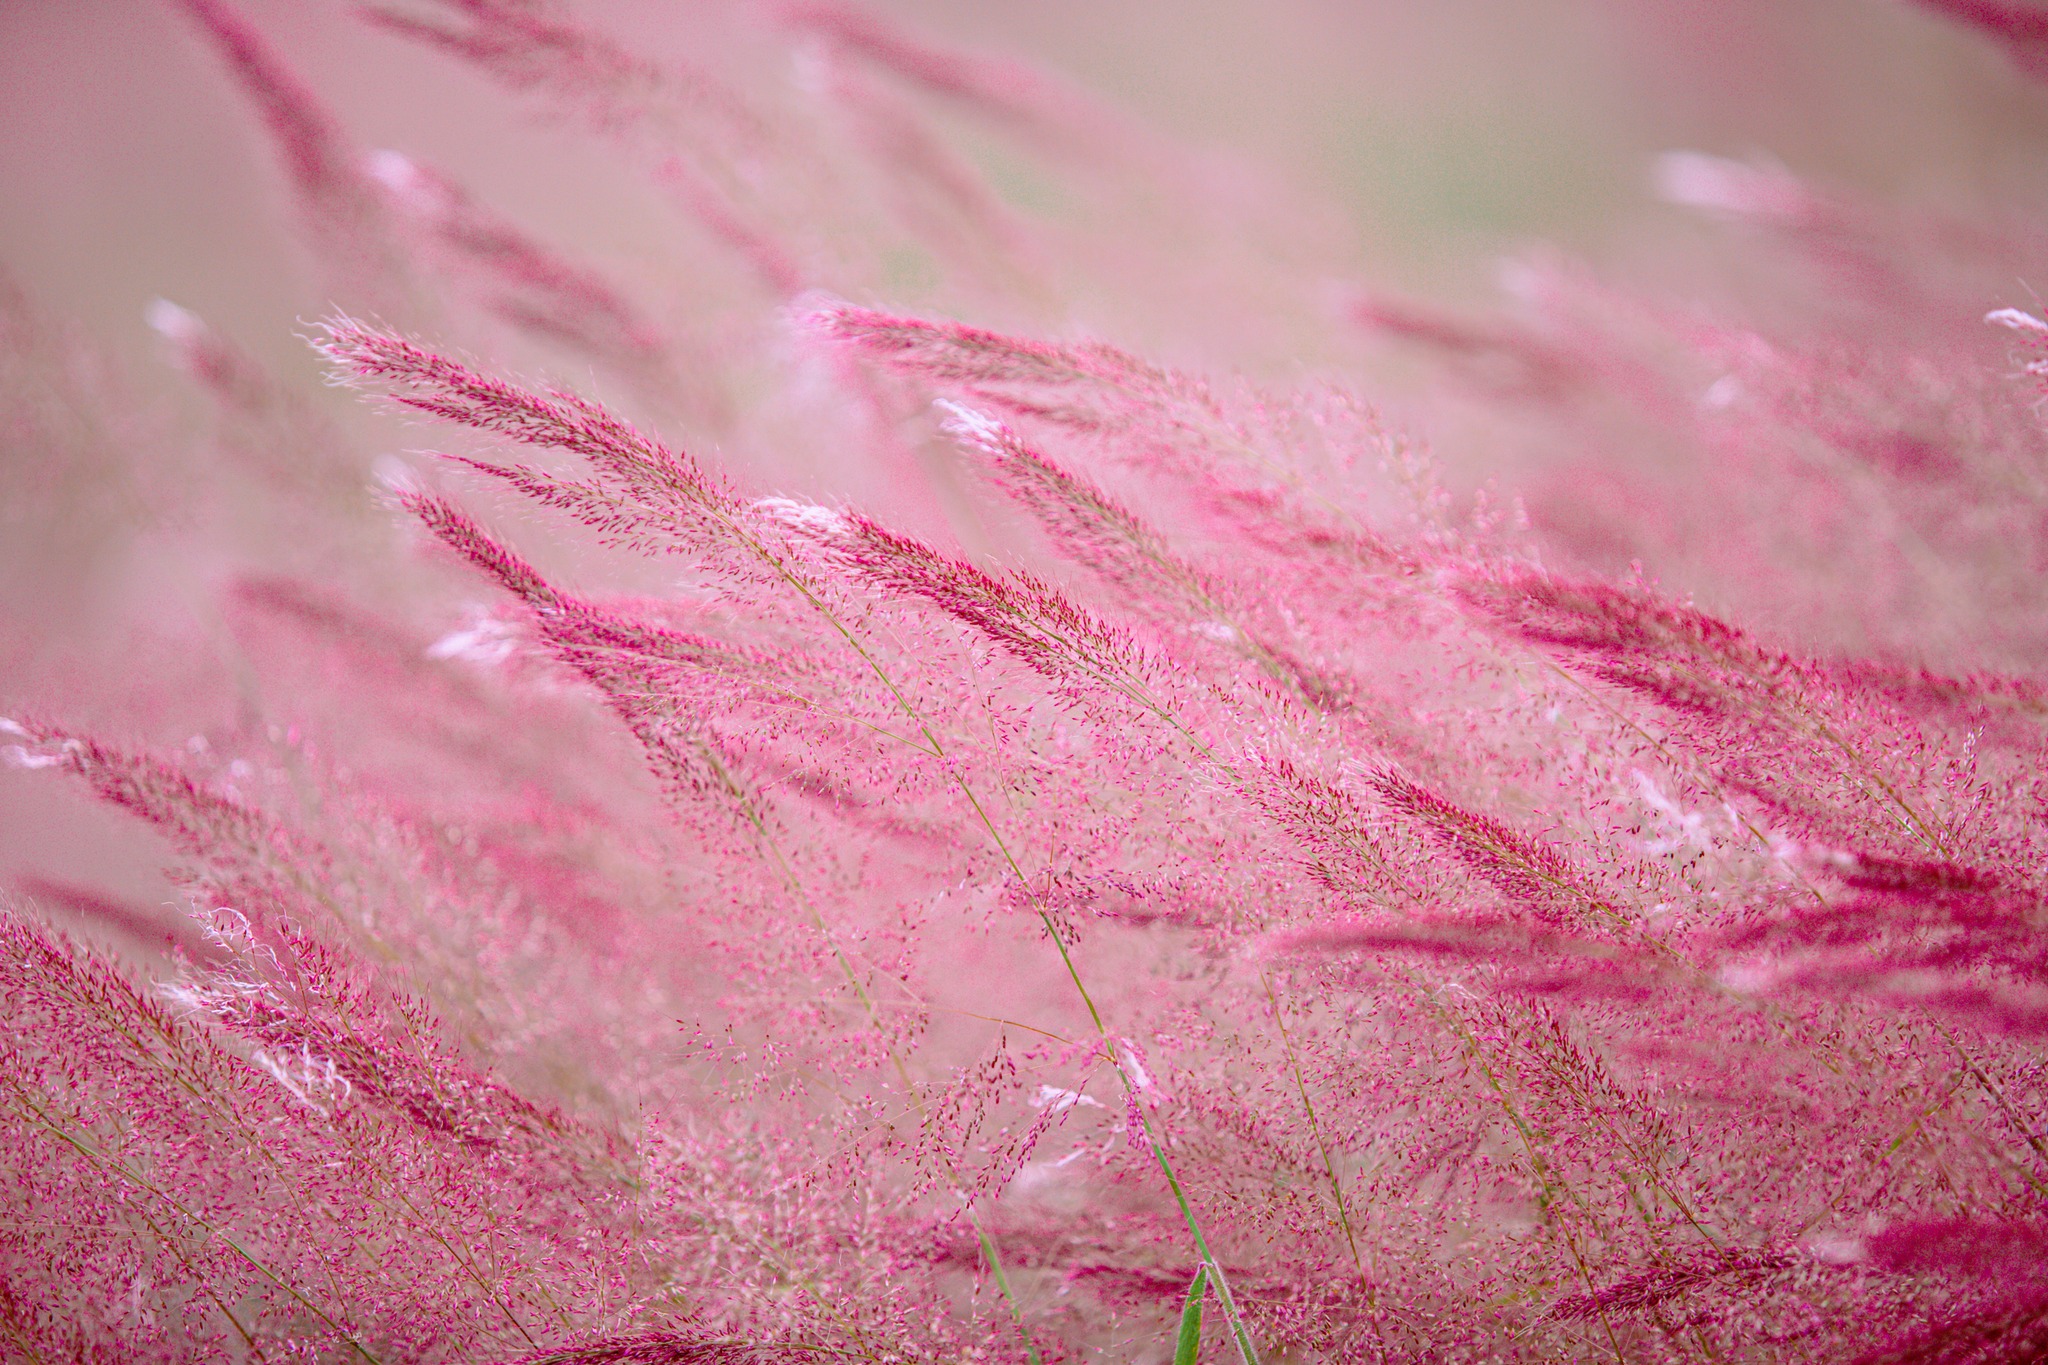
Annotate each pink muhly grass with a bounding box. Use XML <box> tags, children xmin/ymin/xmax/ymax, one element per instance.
<box><xmin>11</xmin><ymin>2</ymin><xmax>2048</xmax><ymax>1363</ymax></box>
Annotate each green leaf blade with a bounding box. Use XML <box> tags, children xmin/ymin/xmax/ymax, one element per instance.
<box><xmin>1174</xmin><ymin>1264</ymin><xmax>1208</xmax><ymax>1365</ymax></box>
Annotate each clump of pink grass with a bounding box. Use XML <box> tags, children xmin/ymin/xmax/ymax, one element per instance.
<box><xmin>7</xmin><ymin>2</ymin><xmax>2048</xmax><ymax>1362</ymax></box>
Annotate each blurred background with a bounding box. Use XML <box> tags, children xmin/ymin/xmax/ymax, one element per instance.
<box><xmin>3</xmin><ymin>0</ymin><xmax>2044</xmax><ymax>374</ymax></box>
